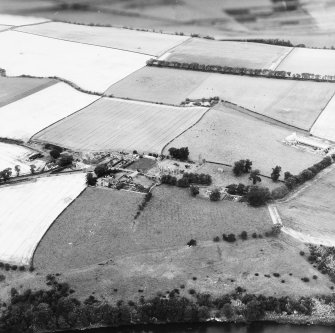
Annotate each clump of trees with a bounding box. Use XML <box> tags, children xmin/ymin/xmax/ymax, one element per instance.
<box><xmin>57</xmin><ymin>154</ymin><xmax>73</xmax><ymax>167</ymax></box>
<box><xmin>86</xmin><ymin>172</ymin><xmax>97</xmax><ymax>186</ymax></box>
<box><xmin>233</xmin><ymin>159</ymin><xmax>252</xmax><ymax>176</ymax></box>
<box><xmin>246</xmin><ymin>186</ymin><xmax>271</xmax><ymax>206</ymax></box>
<box><xmin>249</xmin><ymin>169</ymin><xmax>261</xmax><ymax>185</ymax></box>
<box><xmin>209</xmin><ymin>188</ymin><xmax>221</xmax><ymax>201</ymax></box>
<box><xmin>168</xmin><ymin>147</ymin><xmax>189</xmax><ymax>161</ymax></box>
<box><xmin>190</xmin><ymin>185</ymin><xmax>200</xmax><ymax>197</ymax></box>
<box><xmin>226</xmin><ymin>183</ymin><xmax>248</xmax><ymax>196</ymax></box>
<box><xmin>161</xmin><ymin>173</ymin><xmax>212</xmax><ymax>188</ymax></box>
<box><xmin>94</xmin><ymin>163</ymin><xmax>109</xmax><ymax>177</ymax></box>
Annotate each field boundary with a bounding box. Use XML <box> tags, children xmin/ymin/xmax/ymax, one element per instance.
<box><xmin>309</xmin><ymin>90</ymin><xmax>335</xmax><ymax>132</ymax></box>
<box><xmin>160</xmin><ymin>107</ymin><xmax>211</xmax><ymax>155</ymax></box>
<box><xmin>273</xmin><ymin>47</ymin><xmax>295</xmax><ymax>71</ymax></box>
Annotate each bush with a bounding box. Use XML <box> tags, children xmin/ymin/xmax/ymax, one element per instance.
<box><xmin>187</xmin><ymin>239</ymin><xmax>197</xmax><ymax>247</ymax></box>
<box><xmin>213</xmin><ymin>236</ymin><xmax>220</xmax><ymax>242</ymax></box>
<box><xmin>300</xmin><ymin>251</ymin><xmax>305</xmax><ymax>256</ymax></box>
<box><xmin>240</xmin><ymin>231</ymin><xmax>248</xmax><ymax>240</ymax></box>
<box><xmin>273</xmin><ymin>273</ymin><xmax>280</xmax><ymax>277</ymax></box>
<box><xmin>313</xmin><ymin>275</ymin><xmax>318</xmax><ymax>280</ymax></box>
<box><xmin>188</xmin><ymin>289</ymin><xmax>196</xmax><ymax>295</ymax></box>
<box><xmin>210</xmin><ymin>189</ymin><xmax>221</xmax><ymax>201</ymax></box>
<box><xmin>226</xmin><ymin>234</ymin><xmax>236</xmax><ymax>243</ymax></box>
<box><xmin>252</xmin><ymin>232</ymin><xmax>257</xmax><ymax>239</ymax></box>
<box><xmin>190</xmin><ymin>185</ymin><xmax>200</xmax><ymax>197</ymax></box>
<box><xmin>271</xmin><ymin>185</ymin><xmax>289</xmax><ymax>199</ymax></box>
<box><xmin>301</xmin><ymin>277</ymin><xmax>310</xmax><ymax>282</ymax></box>
<box><xmin>246</xmin><ymin>186</ymin><xmax>271</xmax><ymax>206</ymax></box>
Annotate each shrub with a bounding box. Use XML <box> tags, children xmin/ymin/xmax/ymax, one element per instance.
<box><xmin>313</xmin><ymin>275</ymin><xmax>318</xmax><ymax>280</ymax></box>
<box><xmin>271</xmin><ymin>185</ymin><xmax>289</xmax><ymax>199</ymax></box>
<box><xmin>190</xmin><ymin>185</ymin><xmax>200</xmax><ymax>197</ymax></box>
<box><xmin>213</xmin><ymin>236</ymin><xmax>220</xmax><ymax>242</ymax></box>
<box><xmin>240</xmin><ymin>231</ymin><xmax>248</xmax><ymax>240</ymax></box>
<box><xmin>226</xmin><ymin>234</ymin><xmax>236</xmax><ymax>243</ymax></box>
<box><xmin>300</xmin><ymin>251</ymin><xmax>305</xmax><ymax>256</ymax></box>
<box><xmin>188</xmin><ymin>289</ymin><xmax>196</xmax><ymax>295</ymax></box>
<box><xmin>252</xmin><ymin>232</ymin><xmax>257</xmax><ymax>239</ymax></box>
<box><xmin>246</xmin><ymin>186</ymin><xmax>271</xmax><ymax>206</ymax></box>
<box><xmin>273</xmin><ymin>273</ymin><xmax>280</xmax><ymax>277</ymax></box>
<box><xmin>210</xmin><ymin>188</ymin><xmax>221</xmax><ymax>201</ymax></box>
<box><xmin>187</xmin><ymin>239</ymin><xmax>197</xmax><ymax>247</ymax></box>
<box><xmin>301</xmin><ymin>277</ymin><xmax>310</xmax><ymax>282</ymax></box>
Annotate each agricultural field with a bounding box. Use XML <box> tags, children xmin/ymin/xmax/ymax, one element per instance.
<box><xmin>128</xmin><ymin>157</ymin><xmax>157</xmax><ymax>172</ymax></box>
<box><xmin>34</xmin><ymin>185</ymin><xmax>331</xmax><ymax>298</ymax></box>
<box><xmin>0</xmin><ymin>31</ymin><xmax>151</xmax><ymax>93</ymax></box>
<box><xmin>0</xmin><ymin>14</ymin><xmax>48</xmax><ymax>26</ymax></box>
<box><xmin>106</xmin><ymin>66</ymin><xmax>210</xmax><ymax>105</ymax></box>
<box><xmin>187</xmin><ymin>73</ymin><xmax>335</xmax><ymax>130</ymax></box>
<box><xmin>0</xmin><ymin>82</ymin><xmax>99</xmax><ymax>141</ymax></box>
<box><xmin>164</xmin><ymin>104</ymin><xmax>321</xmax><ymax>178</ymax></box>
<box><xmin>0</xmin><ymin>76</ymin><xmax>56</xmax><ymax>108</ymax></box>
<box><xmin>17</xmin><ymin>22</ymin><xmax>190</xmax><ymax>56</ymax></box>
<box><xmin>311</xmin><ymin>94</ymin><xmax>335</xmax><ymax>142</ymax></box>
<box><xmin>0</xmin><ymin>173</ymin><xmax>86</xmax><ymax>265</ymax></box>
<box><xmin>162</xmin><ymin>39</ymin><xmax>292</xmax><ymax>70</ymax></box>
<box><xmin>33</xmin><ymin>97</ymin><xmax>207</xmax><ymax>153</ymax></box>
<box><xmin>276</xmin><ymin>47</ymin><xmax>335</xmax><ymax>76</ymax></box>
<box><xmin>277</xmin><ymin>166</ymin><xmax>335</xmax><ymax>247</ymax></box>
<box><xmin>0</xmin><ymin>142</ymin><xmax>45</xmax><ymax>175</ymax></box>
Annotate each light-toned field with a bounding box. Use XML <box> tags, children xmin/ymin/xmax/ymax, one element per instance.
<box><xmin>0</xmin><ymin>14</ymin><xmax>48</xmax><ymax>26</ymax></box>
<box><xmin>0</xmin><ymin>142</ymin><xmax>45</xmax><ymax>175</ymax></box>
<box><xmin>164</xmin><ymin>105</ymin><xmax>321</xmax><ymax>177</ymax></box>
<box><xmin>0</xmin><ymin>76</ymin><xmax>55</xmax><ymax>108</ymax></box>
<box><xmin>0</xmin><ymin>31</ymin><xmax>151</xmax><ymax>93</ymax></box>
<box><xmin>0</xmin><ymin>25</ymin><xmax>10</xmax><ymax>31</ymax></box>
<box><xmin>188</xmin><ymin>73</ymin><xmax>335</xmax><ymax>130</ymax></box>
<box><xmin>106</xmin><ymin>66</ymin><xmax>210</xmax><ymax>105</ymax></box>
<box><xmin>311</xmin><ymin>94</ymin><xmax>335</xmax><ymax>142</ymax></box>
<box><xmin>163</xmin><ymin>39</ymin><xmax>292</xmax><ymax>70</ymax></box>
<box><xmin>277</xmin><ymin>47</ymin><xmax>335</xmax><ymax>76</ymax></box>
<box><xmin>0</xmin><ymin>173</ymin><xmax>86</xmax><ymax>265</ymax></box>
<box><xmin>277</xmin><ymin>166</ymin><xmax>335</xmax><ymax>247</ymax></box>
<box><xmin>33</xmin><ymin>185</ymin><xmax>331</xmax><ymax>299</ymax></box>
<box><xmin>17</xmin><ymin>21</ymin><xmax>190</xmax><ymax>56</ymax></box>
<box><xmin>0</xmin><ymin>82</ymin><xmax>99</xmax><ymax>141</ymax></box>
<box><xmin>33</xmin><ymin>97</ymin><xmax>207</xmax><ymax>153</ymax></box>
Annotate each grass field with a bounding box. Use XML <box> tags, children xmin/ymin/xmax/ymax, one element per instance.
<box><xmin>0</xmin><ymin>76</ymin><xmax>56</xmax><ymax>108</ymax></box>
<box><xmin>17</xmin><ymin>22</ymin><xmax>190</xmax><ymax>56</ymax></box>
<box><xmin>128</xmin><ymin>157</ymin><xmax>157</xmax><ymax>172</ymax></box>
<box><xmin>0</xmin><ymin>142</ymin><xmax>45</xmax><ymax>175</ymax></box>
<box><xmin>187</xmin><ymin>73</ymin><xmax>335</xmax><ymax>130</ymax></box>
<box><xmin>0</xmin><ymin>82</ymin><xmax>99</xmax><ymax>141</ymax></box>
<box><xmin>276</xmin><ymin>47</ymin><xmax>335</xmax><ymax>76</ymax></box>
<box><xmin>163</xmin><ymin>39</ymin><xmax>292</xmax><ymax>70</ymax></box>
<box><xmin>33</xmin><ymin>97</ymin><xmax>207</xmax><ymax>153</ymax></box>
<box><xmin>277</xmin><ymin>166</ymin><xmax>335</xmax><ymax>247</ymax></box>
<box><xmin>311</xmin><ymin>94</ymin><xmax>335</xmax><ymax>142</ymax></box>
<box><xmin>0</xmin><ymin>31</ymin><xmax>151</xmax><ymax>93</ymax></box>
<box><xmin>33</xmin><ymin>185</ymin><xmax>331</xmax><ymax>300</ymax></box>
<box><xmin>164</xmin><ymin>104</ymin><xmax>321</xmax><ymax>177</ymax></box>
<box><xmin>0</xmin><ymin>173</ymin><xmax>86</xmax><ymax>265</ymax></box>
<box><xmin>106</xmin><ymin>66</ymin><xmax>210</xmax><ymax>105</ymax></box>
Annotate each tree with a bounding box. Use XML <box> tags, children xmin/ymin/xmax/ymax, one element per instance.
<box><xmin>240</xmin><ymin>231</ymin><xmax>248</xmax><ymax>240</ymax></box>
<box><xmin>222</xmin><ymin>303</ymin><xmax>234</xmax><ymax>319</ymax></box>
<box><xmin>271</xmin><ymin>166</ymin><xmax>281</xmax><ymax>182</ymax></box>
<box><xmin>284</xmin><ymin>171</ymin><xmax>293</xmax><ymax>180</ymax></box>
<box><xmin>168</xmin><ymin>147</ymin><xmax>189</xmax><ymax>161</ymax></box>
<box><xmin>50</xmin><ymin>149</ymin><xmax>60</xmax><ymax>159</ymax></box>
<box><xmin>57</xmin><ymin>155</ymin><xmax>73</xmax><ymax>167</ymax></box>
<box><xmin>14</xmin><ymin>165</ymin><xmax>20</xmax><ymax>177</ymax></box>
<box><xmin>209</xmin><ymin>189</ymin><xmax>221</xmax><ymax>201</ymax></box>
<box><xmin>187</xmin><ymin>239</ymin><xmax>197</xmax><ymax>246</ymax></box>
<box><xmin>190</xmin><ymin>185</ymin><xmax>199</xmax><ymax>197</ymax></box>
<box><xmin>233</xmin><ymin>160</ymin><xmax>245</xmax><ymax>176</ymax></box>
<box><xmin>177</xmin><ymin>177</ymin><xmax>189</xmax><ymax>188</ymax></box>
<box><xmin>94</xmin><ymin>163</ymin><xmax>109</xmax><ymax>178</ymax></box>
<box><xmin>1</xmin><ymin>168</ymin><xmax>12</xmax><ymax>181</ymax></box>
<box><xmin>245</xmin><ymin>300</ymin><xmax>265</xmax><ymax>321</ymax></box>
<box><xmin>244</xmin><ymin>159</ymin><xmax>252</xmax><ymax>173</ymax></box>
<box><xmin>246</xmin><ymin>186</ymin><xmax>271</xmax><ymax>207</ymax></box>
<box><xmin>86</xmin><ymin>173</ymin><xmax>97</xmax><ymax>186</ymax></box>
<box><xmin>249</xmin><ymin>169</ymin><xmax>261</xmax><ymax>184</ymax></box>
<box><xmin>30</xmin><ymin>164</ymin><xmax>36</xmax><ymax>174</ymax></box>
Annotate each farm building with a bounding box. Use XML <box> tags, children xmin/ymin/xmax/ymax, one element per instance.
<box><xmin>284</xmin><ymin>133</ymin><xmax>332</xmax><ymax>154</ymax></box>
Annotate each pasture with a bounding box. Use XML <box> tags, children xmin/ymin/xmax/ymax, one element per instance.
<box><xmin>277</xmin><ymin>166</ymin><xmax>335</xmax><ymax>247</ymax></box>
<box><xmin>0</xmin><ymin>76</ymin><xmax>55</xmax><ymax>108</ymax></box>
<box><xmin>0</xmin><ymin>173</ymin><xmax>86</xmax><ymax>265</ymax></box>
<box><xmin>276</xmin><ymin>47</ymin><xmax>335</xmax><ymax>76</ymax></box>
<box><xmin>0</xmin><ymin>31</ymin><xmax>151</xmax><ymax>93</ymax></box>
<box><xmin>311</xmin><ymin>95</ymin><xmax>335</xmax><ymax>142</ymax></box>
<box><xmin>163</xmin><ymin>39</ymin><xmax>292</xmax><ymax>70</ymax></box>
<box><xmin>106</xmin><ymin>66</ymin><xmax>210</xmax><ymax>105</ymax></box>
<box><xmin>164</xmin><ymin>104</ymin><xmax>321</xmax><ymax>177</ymax></box>
<box><xmin>33</xmin><ymin>97</ymin><xmax>207</xmax><ymax>153</ymax></box>
<box><xmin>0</xmin><ymin>82</ymin><xmax>99</xmax><ymax>141</ymax></box>
<box><xmin>17</xmin><ymin>22</ymin><xmax>190</xmax><ymax>56</ymax></box>
<box><xmin>34</xmin><ymin>185</ymin><xmax>330</xmax><ymax>299</ymax></box>
<box><xmin>0</xmin><ymin>143</ymin><xmax>45</xmax><ymax>175</ymax></box>
<box><xmin>188</xmin><ymin>73</ymin><xmax>335</xmax><ymax>130</ymax></box>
